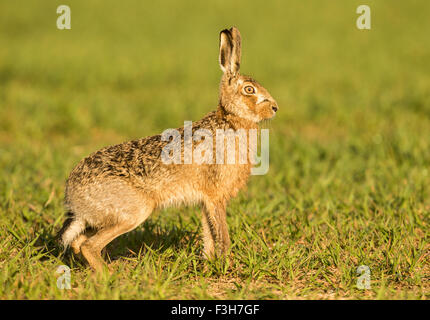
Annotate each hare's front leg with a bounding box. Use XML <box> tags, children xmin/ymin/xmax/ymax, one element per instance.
<box><xmin>201</xmin><ymin>199</ymin><xmax>230</xmax><ymax>259</ymax></box>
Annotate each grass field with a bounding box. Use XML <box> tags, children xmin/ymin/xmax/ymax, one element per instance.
<box><xmin>0</xmin><ymin>0</ymin><xmax>429</xmax><ymax>299</ymax></box>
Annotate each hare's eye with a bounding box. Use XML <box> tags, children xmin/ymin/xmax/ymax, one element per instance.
<box><xmin>244</xmin><ymin>86</ymin><xmax>255</xmax><ymax>94</ymax></box>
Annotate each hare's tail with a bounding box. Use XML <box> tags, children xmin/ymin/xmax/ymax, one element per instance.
<box><xmin>56</xmin><ymin>211</ymin><xmax>86</xmax><ymax>248</ymax></box>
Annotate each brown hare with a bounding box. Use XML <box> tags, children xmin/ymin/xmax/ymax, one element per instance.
<box><xmin>58</xmin><ymin>27</ymin><xmax>278</xmax><ymax>271</ymax></box>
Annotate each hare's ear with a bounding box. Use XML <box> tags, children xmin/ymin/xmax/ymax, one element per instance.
<box><xmin>229</xmin><ymin>27</ymin><xmax>241</xmax><ymax>74</ymax></box>
<box><xmin>219</xmin><ymin>27</ymin><xmax>241</xmax><ymax>76</ymax></box>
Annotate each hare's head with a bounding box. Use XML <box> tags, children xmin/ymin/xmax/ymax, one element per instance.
<box><xmin>218</xmin><ymin>27</ymin><xmax>278</xmax><ymax>123</ymax></box>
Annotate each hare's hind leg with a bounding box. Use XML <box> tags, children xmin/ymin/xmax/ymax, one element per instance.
<box><xmin>81</xmin><ymin>205</ymin><xmax>154</xmax><ymax>272</ymax></box>
<box><xmin>202</xmin><ymin>199</ymin><xmax>230</xmax><ymax>259</ymax></box>
<box><xmin>71</xmin><ymin>234</ymin><xmax>88</xmax><ymax>254</ymax></box>
<box><xmin>71</xmin><ymin>229</ymin><xmax>97</xmax><ymax>254</ymax></box>
<box><xmin>80</xmin><ymin>222</ymin><xmax>136</xmax><ymax>271</ymax></box>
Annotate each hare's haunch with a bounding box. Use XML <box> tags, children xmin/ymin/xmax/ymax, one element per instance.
<box><xmin>58</xmin><ymin>27</ymin><xmax>278</xmax><ymax>271</ymax></box>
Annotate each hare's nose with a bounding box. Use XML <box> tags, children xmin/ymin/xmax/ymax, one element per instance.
<box><xmin>272</xmin><ymin>105</ymin><xmax>278</xmax><ymax>112</ymax></box>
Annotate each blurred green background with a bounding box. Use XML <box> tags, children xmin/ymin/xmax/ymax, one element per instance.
<box><xmin>0</xmin><ymin>1</ymin><xmax>429</xmax><ymax>299</ymax></box>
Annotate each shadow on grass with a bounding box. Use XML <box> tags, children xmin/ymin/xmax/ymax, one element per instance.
<box><xmin>107</xmin><ymin>219</ymin><xmax>200</xmax><ymax>260</ymax></box>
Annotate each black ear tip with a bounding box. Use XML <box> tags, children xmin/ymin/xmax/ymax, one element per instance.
<box><xmin>220</xmin><ymin>27</ymin><xmax>240</xmax><ymax>35</ymax></box>
<box><xmin>220</xmin><ymin>28</ymin><xmax>232</xmax><ymax>36</ymax></box>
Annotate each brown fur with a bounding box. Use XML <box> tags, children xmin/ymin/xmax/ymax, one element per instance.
<box><xmin>58</xmin><ymin>27</ymin><xmax>278</xmax><ymax>271</ymax></box>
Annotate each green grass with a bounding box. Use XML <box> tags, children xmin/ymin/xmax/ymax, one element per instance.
<box><xmin>0</xmin><ymin>0</ymin><xmax>429</xmax><ymax>299</ymax></box>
